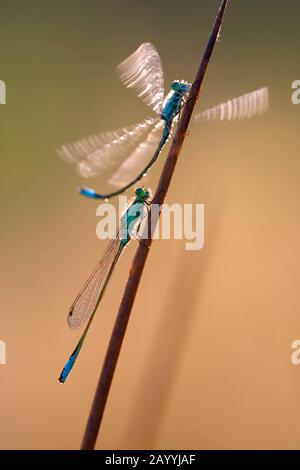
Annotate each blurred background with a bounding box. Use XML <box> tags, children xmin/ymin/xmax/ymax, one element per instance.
<box><xmin>1</xmin><ymin>0</ymin><xmax>300</xmax><ymax>450</ymax></box>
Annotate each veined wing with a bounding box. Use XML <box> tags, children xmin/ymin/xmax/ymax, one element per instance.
<box><xmin>117</xmin><ymin>43</ymin><xmax>165</xmax><ymax>115</ymax></box>
<box><xmin>108</xmin><ymin>120</ymin><xmax>164</xmax><ymax>187</ymax></box>
<box><xmin>67</xmin><ymin>236</ymin><xmax>122</xmax><ymax>330</ymax></box>
<box><xmin>194</xmin><ymin>87</ymin><xmax>269</xmax><ymax>122</ymax></box>
<box><xmin>57</xmin><ymin>117</ymin><xmax>159</xmax><ymax>178</ymax></box>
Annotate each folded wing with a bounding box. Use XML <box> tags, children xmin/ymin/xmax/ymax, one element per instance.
<box><xmin>67</xmin><ymin>236</ymin><xmax>121</xmax><ymax>329</ymax></box>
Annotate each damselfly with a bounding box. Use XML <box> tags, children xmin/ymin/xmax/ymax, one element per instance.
<box><xmin>59</xmin><ymin>187</ymin><xmax>151</xmax><ymax>383</ymax></box>
<box><xmin>58</xmin><ymin>43</ymin><xmax>269</xmax><ymax>200</ymax></box>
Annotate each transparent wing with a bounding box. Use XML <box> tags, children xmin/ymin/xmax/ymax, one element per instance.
<box><xmin>108</xmin><ymin>120</ymin><xmax>165</xmax><ymax>187</ymax></box>
<box><xmin>194</xmin><ymin>87</ymin><xmax>269</xmax><ymax>122</ymax></box>
<box><xmin>67</xmin><ymin>236</ymin><xmax>121</xmax><ymax>329</ymax></box>
<box><xmin>57</xmin><ymin>117</ymin><xmax>159</xmax><ymax>178</ymax></box>
<box><xmin>117</xmin><ymin>43</ymin><xmax>165</xmax><ymax>115</ymax></box>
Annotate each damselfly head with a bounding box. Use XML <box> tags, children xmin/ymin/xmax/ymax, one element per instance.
<box><xmin>171</xmin><ymin>80</ymin><xmax>191</xmax><ymax>92</ymax></box>
<box><xmin>135</xmin><ymin>187</ymin><xmax>151</xmax><ymax>200</ymax></box>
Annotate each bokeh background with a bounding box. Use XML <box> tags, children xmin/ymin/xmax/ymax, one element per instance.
<box><xmin>1</xmin><ymin>0</ymin><xmax>300</xmax><ymax>450</ymax></box>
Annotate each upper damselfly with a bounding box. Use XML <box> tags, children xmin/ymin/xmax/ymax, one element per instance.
<box><xmin>59</xmin><ymin>187</ymin><xmax>151</xmax><ymax>383</ymax></box>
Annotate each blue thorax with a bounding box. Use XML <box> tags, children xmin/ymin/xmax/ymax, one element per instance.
<box><xmin>119</xmin><ymin>190</ymin><xmax>150</xmax><ymax>246</ymax></box>
<box><xmin>161</xmin><ymin>80</ymin><xmax>191</xmax><ymax>122</ymax></box>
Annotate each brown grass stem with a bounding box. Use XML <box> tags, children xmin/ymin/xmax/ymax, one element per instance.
<box><xmin>81</xmin><ymin>0</ymin><xmax>229</xmax><ymax>450</ymax></box>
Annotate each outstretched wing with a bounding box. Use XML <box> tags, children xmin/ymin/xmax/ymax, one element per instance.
<box><xmin>117</xmin><ymin>43</ymin><xmax>165</xmax><ymax>115</ymax></box>
<box><xmin>67</xmin><ymin>236</ymin><xmax>121</xmax><ymax>329</ymax></box>
<box><xmin>57</xmin><ymin>117</ymin><xmax>159</xmax><ymax>179</ymax></box>
<box><xmin>194</xmin><ymin>87</ymin><xmax>269</xmax><ymax>122</ymax></box>
<box><xmin>108</xmin><ymin>120</ymin><xmax>164</xmax><ymax>187</ymax></box>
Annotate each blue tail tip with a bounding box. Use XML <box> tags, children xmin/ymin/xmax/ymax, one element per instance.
<box><xmin>58</xmin><ymin>373</ymin><xmax>66</xmax><ymax>384</ymax></box>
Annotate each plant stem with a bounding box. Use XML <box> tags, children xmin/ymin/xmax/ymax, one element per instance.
<box><xmin>81</xmin><ymin>0</ymin><xmax>229</xmax><ymax>451</ymax></box>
